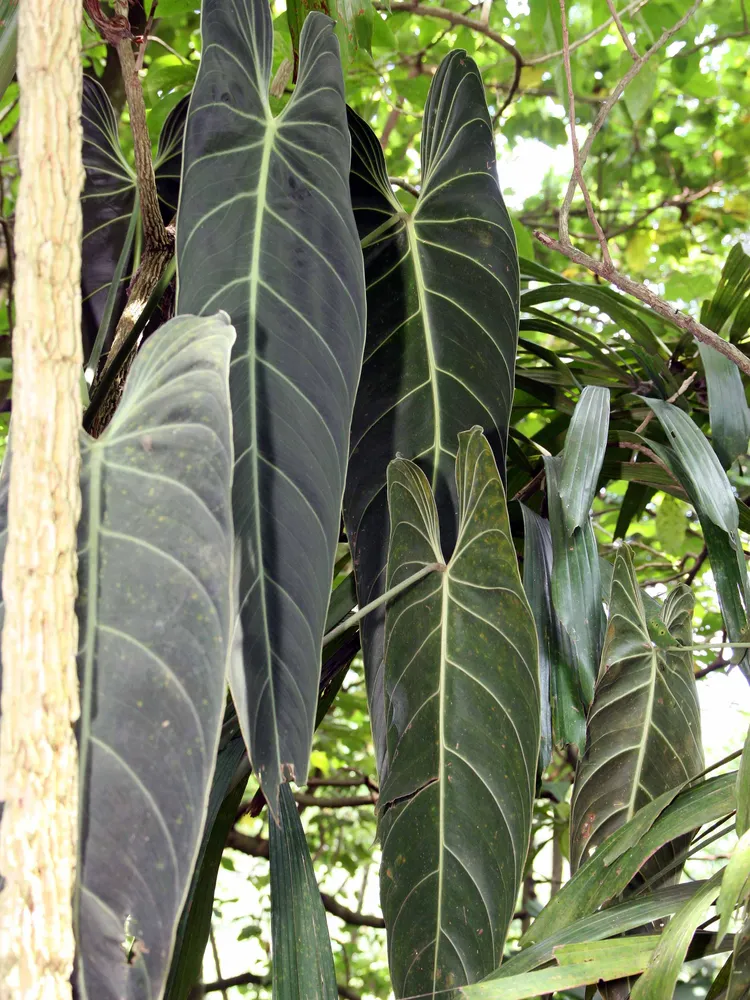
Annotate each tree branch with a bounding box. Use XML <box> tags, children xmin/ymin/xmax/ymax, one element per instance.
<box><xmin>606</xmin><ymin>0</ymin><xmax>638</xmax><ymax>58</ymax></box>
<box><xmin>320</xmin><ymin>893</ymin><xmax>386</xmax><ymax>928</ymax></box>
<box><xmin>525</xmin><ymin>0</ymin><xmax>648</xmax><ymax>65</ymax></box>
<box><xmin>534</xmin><ymin>232</ymin><xmax>750</xmax><ymax>379</ymax></box>
<box><xmin>373</xmin><ymin>1</ymin><xmax>522</xmax><ymax>62</ymax></box>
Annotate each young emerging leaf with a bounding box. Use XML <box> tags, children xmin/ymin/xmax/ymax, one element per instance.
<box><xmin>379</xmin><ymin>427</ymin><xmax>539</xmax><ymax>996</ymax></box>
<box><xmin>520</xmin><ymin>504</ymin><xmax>585</xmax><ymax>757</ymax></box>
<box><xmin>0</xmin><ymin>314</ymin><xmax>236</xmax><ymax>1000</ymax></box>
<box><xmin>558</xmin><ymin>385</ymin><xmax>610</xmax><ymax>534</ymax></box>
<box><xmin>177</xmin><ymin>0</ymin><xmax>366</xmax><ymax>811</ymax></box>
<box><xmin>570</xmin><ymin>547</ymin><xmax>704</xmax><ymax>875</ymax></box>
<box><xmin>270</xmin><ymin>784</ymin><xmax>338</xmax><ymax>1000</ymax></box>
<box><xmin>545</xmin><ymin>454</ymin><xmax>604</xmax><ymax>706</ymax></box>
<box><xmin>342</xmin><ymin>53</ymin><xmax>520</xmax><ymax>781</ymax></box>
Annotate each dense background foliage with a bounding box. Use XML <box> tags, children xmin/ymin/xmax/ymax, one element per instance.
<box><xmin>2</xmin><ymin>1</ymin><xmax>750</xmax><ymax>998</ymax></box>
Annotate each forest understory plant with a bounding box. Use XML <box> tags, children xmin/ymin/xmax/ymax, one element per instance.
<box><xmin>0</xmin><ymin>1</ymin><xmax>749</xmax><ymax>999</ymax></box>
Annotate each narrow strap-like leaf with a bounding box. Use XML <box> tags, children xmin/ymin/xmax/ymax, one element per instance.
<box><xmin>699</xmin><ymin>342</ymin><xmax>750</xmax><ymax>468</ymax></box>
<box><xmin>558</xmin><ymin>385</ymin><xmax>610</xmax><ymax>534</ymax></box>
<box><xmin>269</xmin><ymin>784</ymin><xmax>338</xmax><ymax>1000</ymax></box>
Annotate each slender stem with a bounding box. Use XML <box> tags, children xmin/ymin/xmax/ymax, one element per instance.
<box><xmin>606</xmin><ymin>0</ymin><xmax>638</xmax><ymax>58</ymax></box>
<box><xmin>322</xmin><ymin>562</ymin><xmax>444</xmax><ymax>647</ymax></box>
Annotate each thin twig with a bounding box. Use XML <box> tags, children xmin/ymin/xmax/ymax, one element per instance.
<box><xmin>389</xmin><ymin>175</ymin><xmax>420</xmax><ymax>198</ymax></box>
<box><xmin>633</xmin><ymin>370</ymin><xmax>697</xmax><ymax>437</ymax></box>
<box><xmin>526</xmin><ymin>0</ymin><xmax>649</xmax><ymax>65</ymax></box>
<box><xmin>558</xmin><ymin>0</ymin><xmax>703</xmax><ymax>240</ymax></box>
<box><xmin>558</xmin><ymin>0</ymin><xmax>612</xmax><ymax>268</ymax></box>
<box><xmin>534</xmin><ymin>231</ymin><xmax>750</xmax><ymax>378</ymax></box>
<box><xmin>606</xmin><ymin>0</ymin><xmax>638</xmax><ymax>58</ymax></box>
<box><xmin>684</xmin><ymin>545</ymin><xmax>708</xmax><ymax>585</ymax></box>
<box><xmin>373</xmin><ymin>1</ymin><xmax>522</xmax><ymax>62</ymax></box>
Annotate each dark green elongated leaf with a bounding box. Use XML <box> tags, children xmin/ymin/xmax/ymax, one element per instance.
<box><xmin>176</xmin><ymin>0</ymin><xmax>366</xmax><ymax>811</ymax></box>
<box><xmin>701</xmin><ymin>242</ymin><xmax>750</xmax><ymax>336</ymax></box>
<box><xmin>699</xmin><ymin>342</ymin><xmax>750</xmax><ymax>468</ymax></box>
<box><xmin>523</xmin><ymin>771</ymin><xmax>737</xmax><ymax>947</ymax></box>
<box><xmin>717</xmin><ymin>828</ymin><xmax>750</xmax><ymax>944</ymax></box>
<box><xmin>630</xmin><ymin>872</ymin><xmax>724</xmax><ymax>1000</ymax></box>
<box><xmin>559</xmin><ymin>385</ymin><xmax>610</xmax><ymax>534</ymax></box>
<box><xmin>379</xmin><ymin>427</ymin><xmax>539</xmax><ymax>996</ymax></box>
<box><xmin>570</xmin><ymin>547</ymin><xmax>704</xmax><ymax>874</ymax></box>
<box><xmin>342</xmin><ymin>53</ymin><xmax>519</xmax><ymax>781</ymax></box>
<box><xmin>520</xmin><ymin>504</ymin><xmax>585</xmax><ymax>757</ymax></box>
<box><xmin>0</xmin><ymin>0</ymin><xmax>17</xmax><ymax>101</ymax></box>
<box><xmin>707</xmin><ymin>955</ymin><xmax>733</xmax><ymax>1000</ymax></box>
<box><xmin>81</xmin><ymin>77</ymin><xmax>188</xmax><ymax>361</ymax></box>
<box><xmin>270</xmin><ymin>783</ymin><xmax>338</xmax><ymax>1000</ymax></box>
<box><xmin>492</xmin><ymin>881</ymin><xmax>706</xmax><ymax>980</ymax></box>
<box><xmin>163</xmin><ymin>719</ymin><xmax>249</xmax><ymax>1000</ymax></box>
<box><xmin>545</xmin><ymin>454</ymin><xmax>604</xmax><ymax>707</ymax></box>
<box><xmin>642</xmin><ymin>399</ymin><xmax>750</xmax><ymax>678</ymax></box>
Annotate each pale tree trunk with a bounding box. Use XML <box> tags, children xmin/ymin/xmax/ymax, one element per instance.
<box><xmin>0</xmin><ymin>0</ymin><xmax>84</xmax><ymax>995</ymax></box>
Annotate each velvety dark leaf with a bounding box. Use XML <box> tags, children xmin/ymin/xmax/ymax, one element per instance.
<box><xmin>520</xmin><ymin>503</ymin><xmax>584</xmax><ymax>757</ymax></box>
<box><xmin>570</xmin><ymin>547</ymin><xmax>704</xmax><ymax>880</ymax></box>
<box><xmin>270</xmin><ymin>784</ymin><xmax>338</xmax><ymax>1000</ymax></box>
<box><xmin>545</xmin><ymin>454</ymin><xmax>604</xmax><ymax>707</ymax></box>
<box><xmin>342</xmin><ymin>53</ymin><xmax>519</xmax><ymax>782</ymax></box>
<box><xmin>379</xmin><ymin>428</ymin><xmax>539</xmax><ymax>996</ymax></box>
<box><xmin>176</xmin><ymin>0</ymin><xmax>366</xmax><ymax>811</ymax></box>
<box><xmin>558</xmin><ymin>386</ymin><xmax>610</xmax><ymax>534</ymax></box>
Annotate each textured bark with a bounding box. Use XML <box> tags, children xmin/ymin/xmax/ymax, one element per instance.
<box><xmin>0</xmin><ymin>0</ymin><xmax>84</xmax><ymax>995</ymax></box>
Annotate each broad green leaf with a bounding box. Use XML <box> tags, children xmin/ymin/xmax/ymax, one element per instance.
<box><xmin>380</xmin><ymin>428</ymin><xmax>539</xmax><ymax>996</ymax></box>
<box><xmin>642</xmin><ymin>399</ymin><xmax>750</xmax><ymax>678</ymax></box>
<box><xmin>559</xmin><ymin>385</ymin><xmax>610</xmax><ymax>534</ymax></box>
<box><xmin>270</xmin><ymin>783</ymin><xmax>338</xmax><ymax>1000</ymax></box>
<box><xmin>642</xmin><ymin>397</ymin><xmax>739</xmax><ymax>535</ymax></box>
<box><xmin>523</xmin><ymin>771</ymin><xmax>737</xmax><ymax>947</ymax></box>
<box><xmin>521</xmin><ymin>504</ymin><xmax>585</xmax><ymax>756</ymax></box>
<box><xmin>630</xmin><ymin>872</ymin><xmax>724</xmax><ymax>1000</ymax></box>
<box><xmin>738</xmin><ymin>723</ymin><xmax>750</xmax><ymax>837</ymax></box>
<box><xmin>342</xmin><ymin>53</ymin><xmax>519</xmax><ymax>782</ymax></box>
<box><xmin>570</xmin><ymin>547</ymin><xmax>704</xmax><ymax>874</ymax></box>
<box><xmin>492</xmin><ymin>881</ymin><xmax>707</xmax><ymax>980</ymax></box>
<box><xmin>717</xmin><ymin>828</ymin><xmax>750</xmax><ymax>944</ymax></box>
<box><xmin>545</xmin><ymin>454</ymin><xmax>604</xmax><ymax>706</ymax></box>
<box><xmin>699</xmin><ymin>342</ymin><xmax>750</xmax><ymax>468</ymax></box>
<box><xmin>0</xmin><ymin>316</ymin><xmax>234</xmax><ymax>999</ymax></box>
<box><xmin>176</xmin><ymin>0</ymin><xmax>366</xmax><ymax>811</ymax></box>
<box><xmin>81</xmin><ymin>77</ymin><xmax>187</xmax><ymax>361</ymax></box>
<box><xmin>623</xmin><ymin>58</ymin><xmax>658</xmax><ymax>123</ymax></box>
<box><xmin>729</xmin><ymin>909</ymin><xmax>750</xmax><ymax>999</ymax></box>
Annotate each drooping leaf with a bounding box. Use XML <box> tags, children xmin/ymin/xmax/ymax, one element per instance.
<box><xmin>0</xmin><ymin>316</ymin><xmax>236</xmax><ymax>998</ymax></box>
<box><xmin>630</xmin><ymin>872</ymin><xmax>724</xmax><ymax>1000</ymax></box>
<box><xmin>699</xmin><ymin>342</ymin><xmax>750</xmax><ymax>468</ymax></box>
<box><xmin>176</xmin><ymin>0</ymin><xmax>366</xmax><ymax>810</ymax></box>
<box><xmin>701</xmin><ymin>241</ymin><xmax>750</xmax><ymax>337</ymax></box>
<box><xmin>81</xmin><ymin>77</ymin><xmax>188</xmax><ymax>361</ymax></box>
<box><xmin>642</xmin><ymin>397</ymin><xmax>750</xmax><ymax>678</ymax></box>
<box><xmin>729</xmin><ymin>908</ymin><xmax>750</xmax><ymax>999</ymax></box>
<box><xmin>570</xmin><ymin>547</ymin><xmax>704</xmax><ymax>875</ymax></box>
<box><xmin>558</xmin><ymin>386</ymin><xmax>610</xmax><ymax>534</ymax></box>
<box><xmin>269</xmin><ymin>783</ymin><xmax>338</xmax><ymax>1000</ymax></box>
<box><xmin>545</xmin><ymin>454</ymin><xmax>604</xmax><ymax>707</ymax></box>
<box><xmin>492</xmin><ymin>880</ymin><xmax>707</xmax><ymax>980</ymax></box>
<box><xmin>342</xmin><ymin>53</ymin><xmax>519</xmax><ymax>781</ymax></box>
<box><xmin>379</xmin><ymin>428</ymin><xmax>539</xmax><ymax>996</ymax></box>
<box><xmin>523</xmin><ymin>771</ymin><xmax>737</xmax><ymax>947</ymax></box>
<box><xmin>520</xmin><ymin>503</ymin><xmax>585</xmax><ymax>757</ymax></box>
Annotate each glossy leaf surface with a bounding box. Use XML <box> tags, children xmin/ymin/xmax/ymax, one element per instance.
<box><xmin>270</xmin><ymin>784</ymin><xmax>338</xmax><ymax>1000</ymax></box>
<box><xmin>545</xmin><ymin>454</ymin><xmax>603</xmax><ymax>707</ymax></box>
<box><xmin>570</xmin><ymin>547</ymin><xmax>704</xmax><ymax>873</ymax></box>
<box><xmin>379</xmin><ymin>428</ymin><xmax>539</xmax><ymax>996</ymax></box>
<box><xmin>699</xmin><ymin>342</ymin><xmax>750</xmax><ymax>468</ymax></box>
<box><xmin>558</xmin><ymin>385</ymin><xmax>610</xmax><ymax>534</ymax></box>
<box><xmin>521</xmin><ymin>504</ymin><xmax>584</xmax><ymax>757</ymax></box>
<box><xmin>177</xmin><ymin>0</ymin><xmax>366</xmax><ymax>809</ymax></box>
<box><xmin>342</xmin><ymin>53</ymin><xmax>519</xmax><ymax>779</ymax></box>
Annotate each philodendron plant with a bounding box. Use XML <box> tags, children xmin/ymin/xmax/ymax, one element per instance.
<box><xmin>2</xmin><ymin>0</ymin><xmax>750</xmax><ymax>998</ymax></box>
